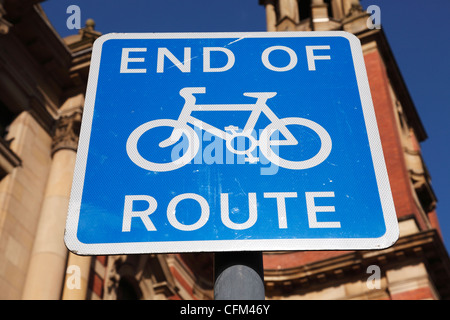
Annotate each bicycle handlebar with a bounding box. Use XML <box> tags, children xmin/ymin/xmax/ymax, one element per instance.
<box><xmin>179</xmin><ymin>87</ymin><xmax>277</xmax><ymax>105</ymax></box>
<box><xmin>179</xmin><ymin>87</ymin><xmax>206</xmax><ymax>105</ymax></box>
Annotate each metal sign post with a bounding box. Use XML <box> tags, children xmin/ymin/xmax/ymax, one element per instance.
<box><xmin>214</xmin><ymin>251</ymin><xmax>265</xmax><ymax>300</ymax></box>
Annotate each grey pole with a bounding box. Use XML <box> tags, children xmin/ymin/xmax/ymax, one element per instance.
<box><xmin>213</xmin><ymin>251</ymin><xmax>265</xmax><ymax>300</ymax></box>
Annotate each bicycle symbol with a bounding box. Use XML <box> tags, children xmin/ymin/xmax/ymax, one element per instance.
<box><xmin>126</xmin><ymin>87</ymin><xmax>332</xmax><ymax>172</ymax></box>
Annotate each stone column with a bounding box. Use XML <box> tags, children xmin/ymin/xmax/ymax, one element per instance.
<box><xmin>22</xmin><ymin>98</ymin><xmax>83</xmax><ymax>299</ymax></box>
<box><xmin>311</xmin><ymin>0</ymin><xmax>330</xmax><ymax>31</ymax></box>
<box><xmin>61</xmin><ymin>252</ymin><xmax>92</xmax><ymax>300</ymax></box>
<box><xmin>262</xmin><ymin>0</ymin><xmax>277</xmax><ymax>32</ymax></box>
<box><xmin>330</xmin><ymin>0</ymin><xmax>344</xmax><ymax>20</ymax></box>
<box><xmin>278</xmin><ymin>0</ymin><xmax>299</xmax><ymax>23</ymax></box>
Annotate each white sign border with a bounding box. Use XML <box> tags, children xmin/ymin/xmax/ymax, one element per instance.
<box><xmin>65</xmin><ymin>31</ymin><xmax>398</xmax><ymax>255</ymax></box>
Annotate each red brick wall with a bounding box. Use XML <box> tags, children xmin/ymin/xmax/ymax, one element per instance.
<box><xmin>390</xmin><ymin>286</ymin><xmax>437</xmax><ymax>300</ymax></box>
<box><xmin>264</xmin><ymin>250</ymin><xmax>348</xmax><ymax>270</ymax></box>
<box><xmin>363</xmin><ymin>49</ymin><xmax>429</xmax><ymax>230</ymax></box>
<box><xmin>88</xmin><ymin>256</ymin><xmax>107</xmax><ymax>298</ymax></box>
<box><xmin>428</xmin><ymin>210</ymin><xmax>442</xmax><ymax>236</ymax></box>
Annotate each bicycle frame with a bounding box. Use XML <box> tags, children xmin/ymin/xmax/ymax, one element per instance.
<box><xmin>127</xmin><ymin>86</ymin><xmax>332</xmax><ymax>172</ymax></box>
<box><xmin>159</xmin><ymin>87</ymin><xmax>298</xmax><ymax>148</ymax></box>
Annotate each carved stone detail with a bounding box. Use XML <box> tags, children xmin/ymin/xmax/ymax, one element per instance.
<box><xmin>51</xmin><ymin>111</ymin><xmax>82</xmax><ymax>155</ymax></box>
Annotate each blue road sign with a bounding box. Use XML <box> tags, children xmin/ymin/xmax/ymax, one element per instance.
<box><xmin>65</xmin><ymin>32</ymin><xmax>398</xmax><ymax>255</ymax></box>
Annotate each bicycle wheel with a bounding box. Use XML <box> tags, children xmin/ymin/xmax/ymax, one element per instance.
<box><xmin>126</xmin><ymin>119</ymin><xmax>199</xmax><ymax>172</ymax></box>
<box><xmin>259</xmin><ymin>117</ymin><xmax>332</xmax><ymax>170</ymax></box>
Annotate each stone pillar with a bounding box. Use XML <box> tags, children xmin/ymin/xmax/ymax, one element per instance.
<box><xmin>22</xmin><ymin>99</ymin><xmax>82</xmax><ymax>299</ymax></box>
<box><xmin>278</xmin><ymin>0</ymin><xmax>299</xmax><ymax>23</ymax></box>
<box><xmin>330</xmin><ymin>0</ymin><xmax>344</xmax><ymax>20</ymax></box>
<box><xmin>311</xmin><ymin>0</ymin><xmax>330</xmax><ymax>31</ymax></box>
<box><xmin>262</xmin><ymin>0</ymin><xmax>277</xmax><ymax>32</ymax></box>
<box><xmin>61</xmin><ymin>253</ymin><xmax>91</xmax><ymax>300</ymax></box>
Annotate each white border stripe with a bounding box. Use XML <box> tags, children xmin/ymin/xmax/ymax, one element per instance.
<box><xmin>64</xmin><ymin>32</ymin><xmax>398</xmax><ymax>256</ymax></box>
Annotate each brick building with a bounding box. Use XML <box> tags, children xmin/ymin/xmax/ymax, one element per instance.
<box><xmin>258</xmin><ymin>0</ymin><xmax>450</xmax><ymax>300</ymax></box>
<box><xmin>0</xmin><ymin>0</ymin><xmax>449</xmax><ymax>299</ymax></box>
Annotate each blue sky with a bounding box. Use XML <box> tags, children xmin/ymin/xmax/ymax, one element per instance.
<box><xmin>41</xmin><ymin>0</ymin><xmax>450</xmax><ymax>253</ymax></box>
